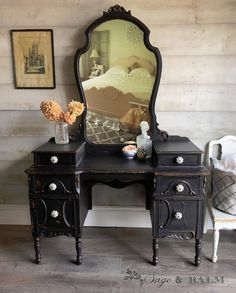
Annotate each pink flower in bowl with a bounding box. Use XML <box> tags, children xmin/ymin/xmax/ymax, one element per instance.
<box><xmin>122</xmin><ymin>145</ymin><xmax>137</xmax><ymax>159</ymax></box>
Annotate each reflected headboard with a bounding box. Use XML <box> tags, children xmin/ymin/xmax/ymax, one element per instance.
<box><xmin>112</xmin><ymin>55</ymin><xmax>155</xmax><ymax>75</ymax></box>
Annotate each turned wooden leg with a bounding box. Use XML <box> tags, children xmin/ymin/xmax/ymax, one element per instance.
<box><xmin>212</xmin><ymin>229</ymin><xmax>219</xmax><ymax>263</ymax></box>
<box><xmin>75</xmin><ymin>237</ymin><xmax>82</xmax><ymax>265</ymax></box>
<box><xmin>33</xmin><ymin>236</ymin><xmax>41</xmax><ymax>264</ymax></box>
<box><xmin>195</xmin><ymin>238</ymin><xmax>202</xmax><ymax>266</ymax></box>
<box><xmin>152</xmin><ymin>238</ymin><xmax>159</xmax><ymax>266</ymax></box>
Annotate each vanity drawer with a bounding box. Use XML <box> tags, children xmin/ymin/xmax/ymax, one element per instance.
<box><xmin>158</xmin><ymin>154</ymin><xmax>201</xmax><ymax>166</ymax></box>
<box><xmin>31</xmin><ymin>198</ymin><xmax>75</xmax><ymax>230</ymax></box>
<box><xmin>157</xmin><ymin>176</ymin><xmax>201</xmax><ymax>196</ymax></box>
<box><xmin>34</xmin><ymin>153</ymin><xmax>77</xmax><ymax>166</ymax></box>
<box><xmin>155</xmin><ymin>199</ymin><xmax>198</xmax><ymax>234</ymax></box>
<box><xmin>31</xmin><ymin>175</ymin><xmax>77</xmax><ymax>196</ymax></box>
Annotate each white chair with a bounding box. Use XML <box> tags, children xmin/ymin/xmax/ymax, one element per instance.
<box><xmin>206</xmin><ymin>135</ymin><xmax>236</xmax><ymax>263</ymax></box>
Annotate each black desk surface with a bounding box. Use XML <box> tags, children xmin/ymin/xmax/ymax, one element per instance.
<box><xmin>33</xmin><ymin>141</ymin><xmax>85</xmax><ymax>154</ymax></box>
<box><xmin>153</xmin><ymin>140</ymin><xmax>203</xmax><ymax>154</ymax></box>
<box><xmin>77</xmin><ymin>154</ymin><xmax>154</xmax><ymax>173</ymax></box>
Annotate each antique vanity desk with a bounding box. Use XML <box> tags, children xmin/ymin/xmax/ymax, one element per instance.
<box><xmin>26</xmin><ymin>5</ymin><xmax>208</xmax><ymax>266</ymax></box>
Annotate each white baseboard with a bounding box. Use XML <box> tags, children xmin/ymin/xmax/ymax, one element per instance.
<box><xmin>84</xmin><ymin>206</ymin><xmax>151</xmax><ymax>228</ymax></box>
<box><xmin>0</xmin><ymin>204</ymin><xmax>151</xmax><ymax>227</ymax></box>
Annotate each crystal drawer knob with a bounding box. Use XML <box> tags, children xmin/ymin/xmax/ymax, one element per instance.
<box><xmin>176</xmin><ymin>184</ymin><xmax>184</xmax><ymax>193</ymax></box>
<box><xmin>50</xmin><ymin>156</ymin><xmax>58</xmax><ymax>164</ymax></box>
<box><xmin>51</xmin><ymin>210</ymin><xmax>59</xmax><ymax>218</ymax></box>
<box><xmin>49</xmin><ymin>183</ymin><xmax>57</xmax><ymax>191</ymax></box>
<box><xmin>176</xmin><ymin>156</ymin><xmax>184</xmax><ymax>165</ymax></box>
<box><xmin>175</xmin><ymin>212</ymin><xmax>183</xmax><ymax>220</ymax></box>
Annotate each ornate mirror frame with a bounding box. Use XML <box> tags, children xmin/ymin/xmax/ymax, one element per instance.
<box><xmin>74</xmin><ymin>5</ymin><xmax>168</xmax><ymax>146</ymax></box>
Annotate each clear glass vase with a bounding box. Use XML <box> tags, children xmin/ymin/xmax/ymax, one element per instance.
<box><xmin>54</xmin><ymin>121</ymin><xmax>69</xmax><ymax>144</ymax></box>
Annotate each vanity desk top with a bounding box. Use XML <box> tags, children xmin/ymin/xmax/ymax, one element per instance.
<box><xmin>77</xmin><ymin>153</ymin><xmax>153</xmax><ymax>173</ymax></box>
<box><xmin>29</xmin><ymin>139</ymin><xmax>208</xmax><ymax>175</ymax></box>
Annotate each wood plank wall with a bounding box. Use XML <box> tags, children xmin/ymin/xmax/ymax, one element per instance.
<box><xmin>0</xmin><ymin>0</ymin><xmax>235</xmax><ymax>206</ymax></box>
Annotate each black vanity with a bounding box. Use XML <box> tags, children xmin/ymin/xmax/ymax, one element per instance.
<box><xmin>25</xmin><ymin>5</ymin><xmax>208</xmax><ymax>266</ymax></box>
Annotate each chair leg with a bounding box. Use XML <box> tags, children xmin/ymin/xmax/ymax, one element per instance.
<box><xmin>212</xmin><ymin>229</ymin><xmax>219</xmax><ymax>263</ymax></box>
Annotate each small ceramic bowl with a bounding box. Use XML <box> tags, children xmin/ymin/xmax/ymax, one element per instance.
<box><xmin>122</xmin><ymin>145</ymin><xmax>137</xmax><ymax>159</ymax></box>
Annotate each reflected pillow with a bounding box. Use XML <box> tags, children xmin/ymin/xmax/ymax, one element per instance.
<box><xmin>129</xmin><ymin>68</ymin><xmax>151</xmax><ymax>78</ymax></box>
<box><xmin>106</xmin><ymin>65</ymin><xmax>129</xmax><ymax>76</ymax></box>
<box><xmin>129</xmin><ymin>63</ymin><xmax>137</xmax><ymax>71</ymax></box>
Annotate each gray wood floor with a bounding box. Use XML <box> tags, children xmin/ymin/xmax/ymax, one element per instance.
<box><xmin>0</xmin><ymin>226</ymin><xmax>235</xmax><ymax>293</ymax></box>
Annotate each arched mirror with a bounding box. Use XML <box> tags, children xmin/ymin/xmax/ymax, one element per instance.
<box><xmin>74</xmin><ymin>5</ymin><xmax>167</xmax><ymax>144</ymax></box>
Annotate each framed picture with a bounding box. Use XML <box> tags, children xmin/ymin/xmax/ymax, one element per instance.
<box><xmin>10</xmin><ymin>29</ymin><xmax>55</xmax><ymax>89</ymax></box>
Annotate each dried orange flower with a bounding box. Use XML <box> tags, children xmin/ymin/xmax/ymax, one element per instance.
<box><xmin>40</xmin><ymin>99</ymin><xmax>84</xmax><ymax>125</ymax></box>
<box><xmin>68</xmin><ymin>100</ymin><xmax>84</xmax><ymax>116</ymax></box>
<box><xmin>40</xmin><ymin>100</ymin><xmax>63</xmax><ymax>121</ymax></box>
<box><xmin>63</xmin><ymin>112</ymin><xmax>77</xmax><ymax>125</ymax></box>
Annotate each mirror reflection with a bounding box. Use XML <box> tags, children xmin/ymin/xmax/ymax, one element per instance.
<box><xmin>80</xmin><ymin>19</ymin><xmax>156</xmax><ymax>144</ymax></box>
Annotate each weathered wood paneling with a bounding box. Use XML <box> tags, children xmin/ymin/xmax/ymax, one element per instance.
<box><xmin>0</xmin><ymin>184</ymin><xmax>28</xmax><ymax>204</ymax></box>
<box><xmin>0</xmin><ymin>84</ymin><xmax>80</xmax><ymax>111</ymax></box>
<box><xmin>0</xmin><ymin>27</ymin><xmax>85</xmax><ymax>57</ymax></box>
<box><xmin>0</xmin><ymin>111</ymin><xmax>53</xmax><ymax>137</ymax></box>
<box><xmin>151</xmin><ymin>24</ymin><xmax>236</xmax><ymax>56</ymax></box>
<box><xmin>0</xmin><ymin>160</ymin><xmax>30</xmax><ymax>184</ymax></box>
<box><xmin>0</xmin><ymin>0</ymin><xmax>235</xmax><ymax>207</ymax></box>
<box><xmin>0</xmin><ymin>84</ymin><xmax>235</xmax><ymax>112</ymax></box>
<box><xmin>0</xmin><ymin>111</ymin><xmax>234</xmax><ymax>139</ymax></box>
<box><xmin>0</xmin><ymin>0</ymin><xmax>199</xmax><ymax>26</ymax></box>
<box><xmin>157</xmin><ymin>84</ymin><xmax>236</xmax><ymax>112</ymax></box>
<box><xmin>161</xmin><ymin>55</ymin><xmax>236</xmax><ymax>84</ymax></box>
<box><xmin>195</xmin><ymin>0</ymin><xmax>236</xmax><ymax>24</ymax></box>
<box><xmin>0</xmin><ymin>56</ymin><xmax>76</xmax><ymax>84</ymax></box>
<box><xmin>2</xmin><ymin>24</ymin><xmax>236</xmax><ymax>57</ymax></box>
<box><xmin>157</xmin><ymin>112</ymin><xmax>236</xmax><ymax>140</ymax></box>
<box><xmin>1</xmin><ymin>0</ymin><xmax>236</xmax><ymax>26</ymax></box>
<box><xmin>1</xmin><ymin>55</ymin><xmax>236</xmax><ymax>84</ymax></box>
<box><xmin>0</xmin><ymin>137</ymin><xmax>51</xmax><ymax>160</ymax></box>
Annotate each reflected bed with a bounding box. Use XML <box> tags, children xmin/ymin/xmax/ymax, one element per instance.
<box><xmin>82</xmin><ymin>56</ymin><xmax>155</xmax><ymax>118</ymax></box>
<box><xmin>82</xmin><ymin>56</ymin><xmax>156</xmax><ymax>142</ymax></box>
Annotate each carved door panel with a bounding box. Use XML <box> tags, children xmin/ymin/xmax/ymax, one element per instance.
<box><xmin>34</xmin><ymin>198</ymin><xmax>74</xmax><ymax>231</ymax></box>
<box><xmin>157</xmin><ymin>199</ymin><xmax>198</xmax><ymax>233</ymax></box>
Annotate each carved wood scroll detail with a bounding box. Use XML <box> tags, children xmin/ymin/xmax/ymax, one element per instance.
<box><xmin>103</xmin><ymin>4</ymin><xmax>131</xmax><ymax>16</ymax></box>
<box><xmin>165</xmin><ymin>232</ymin><xmax>195</xmax><ymax>240</ymax></box>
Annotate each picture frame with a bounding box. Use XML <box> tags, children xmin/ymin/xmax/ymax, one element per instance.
<box><xmin>10</xmin><ymin>29</ymin><xmax>55</xmax><ymax>89</ymax></box>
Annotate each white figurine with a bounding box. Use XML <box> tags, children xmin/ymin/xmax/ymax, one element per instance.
<box><xmin>136</xmin><ymin>121</ymin><xmax>152</xmax><ymax>158</ymax></box>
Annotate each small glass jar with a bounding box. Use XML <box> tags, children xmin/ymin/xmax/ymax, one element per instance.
<box><xmin>54</xmin><ymin>121</ymin><xmax>69</xmax><ymax>144</ymax></box>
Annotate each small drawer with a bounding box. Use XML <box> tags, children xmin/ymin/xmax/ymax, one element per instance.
<box><xmin>32</xmin><ymin>198</ymin><xmax>74</xmax><ymax>230</ymax></box>
<box><xmin>34</xmin><ymin>153</ymin><xmax>76</xmax><ymax>166</ymax></box>
<box><xmin>157</xmin><ymin>176</ymin><xmax>200</xmax><ymax>196</ymax></box>
<box><xmin>32</xmin><ymin>175</ymin><xmax>76</xmax><ymax>196</ymax></box>
<box><xmin>158</xmin><ymin>154</ymin><xmax>201</xmax><ymax>166</ymax></box>
<box><xmin>156</xmin><ymin>199</ymin><xmax>198</xmax><ymax>233</ymax></box>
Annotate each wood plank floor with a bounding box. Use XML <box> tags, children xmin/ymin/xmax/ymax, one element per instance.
<box><xmin>0</xmin><ymin>226</ymin><xmax>235</xmax><ymax>293</ymax></box>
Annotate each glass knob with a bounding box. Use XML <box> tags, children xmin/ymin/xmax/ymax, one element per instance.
<box><xmin>49</xmin><ymin>183</ymin><xmax>57</xmax><ymax>191</ymax></box>
<box><xmin>51</xmin><ymin>210</ymin><xmax>59</xmax><ymax>218</ymax></box>
<box><xmin>176</xmin><ymin>156</ymin><xmax>184</xmax><ymax>164</ymax></box>
<box><xmin>176</xmin><ymin>184</ymin><xmax>184</xmax><ymax>193</ymax></box>
<box><xmin>50</xmin><ymin>156</ymin><xmax>58</xmax><ymax>164</ymax></box>
<box><xmin>175</xmin><ymin>212</ymin><xmax>183</xmax><ymax>220</ymax></box>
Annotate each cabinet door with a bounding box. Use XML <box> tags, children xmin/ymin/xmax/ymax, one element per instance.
<box><xmin>33</xmin><ymin>198</ymin><xmax>75</xmax><ymax>231</ymax></box>
<box><xmin>156</xmin><ymin>199</ymin><xmax>198</xmax><ymax>235</ymax></box>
